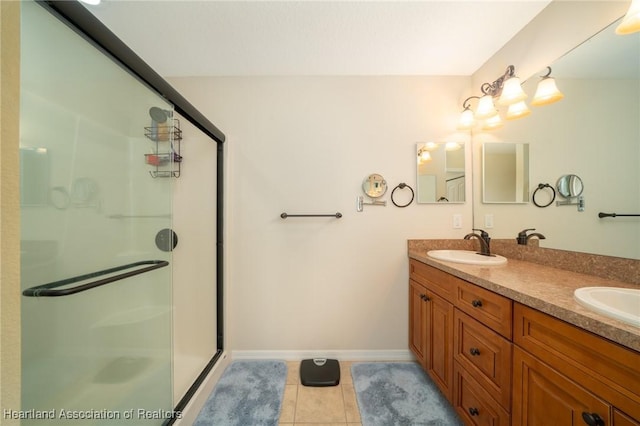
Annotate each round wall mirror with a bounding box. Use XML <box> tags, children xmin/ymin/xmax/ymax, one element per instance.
<box><xmin>362</xmin><ymin>173</ymin><xmax>387</xmax><ymax>198</ymax></box>
<box><xmin>556</xmin><ymin>174</ymin><xmax>584</xmax><ymax>198</ymax></box>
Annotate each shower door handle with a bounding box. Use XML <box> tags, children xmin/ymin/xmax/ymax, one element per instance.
<box><xmin>22</xmin><ymin>260</ymin><xmax>169</xmax><ymax>297</ymax></box>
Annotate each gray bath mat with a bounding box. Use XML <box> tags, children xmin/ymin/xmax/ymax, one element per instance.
<box><xmin>194</xmin><ymin>360</ymin><xmax>287</xmax><ymax>426</ymax></box>
<box><xmin>351</xmin><ymin>362</ymin><xmax>463</xmax><ymax>426</ymax></box>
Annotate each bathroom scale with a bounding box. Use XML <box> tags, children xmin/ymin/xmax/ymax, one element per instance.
<box><xmin>300</xmin><ymin>358</ymin><xmax>340</xmax><ymax>387</ymax></box>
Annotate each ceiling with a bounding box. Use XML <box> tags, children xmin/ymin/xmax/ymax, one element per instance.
<box><xmin>84</xmin><ymin>0</ymin><xmax>552</xmax><ymax>77</ymax></box>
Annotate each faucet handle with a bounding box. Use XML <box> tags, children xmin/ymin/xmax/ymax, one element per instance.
<box><xmin>472</xmin><ymin>228</ymin><xmax>489</xmax><ymax>238</ymax></box>
<box><xmin>517</xmin><ymin>228</ymin><xmax>536</xmax><ymax>237</ymax></box>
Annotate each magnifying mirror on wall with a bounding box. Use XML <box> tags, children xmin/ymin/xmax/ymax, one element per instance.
<box><xmin>362</xmin><ymin>173</ymin><xmax>387</xmax><ymax>198</ymax></box>
<box><xmin>556</xmin><ymin>174</ymin><xmax>583</xmax><ymax>198</ymax></box>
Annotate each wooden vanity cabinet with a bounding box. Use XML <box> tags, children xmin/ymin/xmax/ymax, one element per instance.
<box><xmin>409</xmin><ymin>258</ymin><xmax>640</xmax><ymax>426</ymax></box>
<box><xmin>513</xmin><ymin>303</ymin><xmax>640</xmax><ymax>426</ymax></box>
<box><xmin>409</xmin><ymin>259</ymin><xmax>512</xmax><ymax>423</ymax></box>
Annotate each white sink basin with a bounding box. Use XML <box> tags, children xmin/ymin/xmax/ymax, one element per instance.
<box><xmin>574</xmin><ymin>287</ymin><xmax>640</xmax><ymax>327</ymax></box>
<box><xmin>427</xmin><ymin>250</ymin><xmax>507</xmax><ymax>266</ymax></box>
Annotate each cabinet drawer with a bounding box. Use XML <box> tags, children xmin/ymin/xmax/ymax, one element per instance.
<box><xmin>512</xmin><ymin>345</ymin><xmax>611</xmax><ymax>426</ymax></box>
<box><xmin>614</xmin><ymin>409</ymin><xmax>640</xmax><ymax>426</ymax></box>
<box><xmin>456</xmin><ymin>279</ymin><xmax>512</xmax><ymax>339</ymax></box>
<box><xmin>514</xmin><ymin>303</ymin><xmax>640</xmax><ymax>421</ymax></box>
<box><xmin>454</xmin><ymin>309</ymin><xmax>512</xmax><ymax>410</ymax></box>
<box><xmin>409</xmin><ymin>259</ymin><xmax>458</xmax><ymax>303</ymax></box>
<box><xmin>453</xmin><ymin>361</ymin><xmax>510</xmax><ymax>426</ymax></box>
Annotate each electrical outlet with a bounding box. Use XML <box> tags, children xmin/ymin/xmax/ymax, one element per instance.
<box><xmin>485</xmin><ymin>214</ymin><xmax>494</xmax><ymax>228</ymax></box>
<box><xmin>453</xmin><ymin>214</ymin><xmax>462</xmax><ymax>229</ymax></box>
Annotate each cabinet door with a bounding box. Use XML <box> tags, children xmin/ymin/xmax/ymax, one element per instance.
<box><xmin>425</xmin><ymin>290</ymin><xmax>455</xmax><ymax>401</ymax></box>
<box><xmin>513</xmin><ymin>346</ymin><xmax>611</xmax><ymax>426</ymax></box>
<box><xmin>409</xmin><ymin>279</ymin><xmax>427</xmax><ymax>366</ymax></box>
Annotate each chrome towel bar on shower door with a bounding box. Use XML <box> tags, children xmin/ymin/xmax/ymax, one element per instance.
<box><xmin>280</xmin><ymin>212</ymin><xmax>343</xmax><ymax>219</ymax></box>
<box><xmin>22</xmin><ymin>260</ymin><xmax>169</xmax><ymax>297</ymax></box>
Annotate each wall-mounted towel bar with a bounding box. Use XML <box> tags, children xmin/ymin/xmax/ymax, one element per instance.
<box><xmin>598</xmin><ymin>212</ymin><xmax>640</xmax><ymax>218</ymax></box>
<box><xmin>280</xmin><ymin>212</ymin><xmax>342</xmax><ymax>219</ymax></box>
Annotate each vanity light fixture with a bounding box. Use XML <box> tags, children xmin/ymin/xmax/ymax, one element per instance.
<box><xmin>616</xmin><ymin>0</ymin><xmax>640</xmax><ymax>35</ymax></box>
<box><xmin>531</xmin><ymin>67</ymin><xmax>564</xmax><ymax>106</ymax></box>
<box><xmin>445</xmin><ymin>142</ymin><xmax>462</xmax><ymax>151</ymax></box>
<box><xmin>457</xmin><ymin>64</ymin><xmax>564</xmax><ymax>131</ymax></box>
<box><xmin>424</xmin><ymin>142</ymin><xmax>439</xmax><ymax>151</ymax></box>
<box><xmin>417</xmin><ymin>148</ymin><xmax>432</xmax><ymax>163</ymax></box>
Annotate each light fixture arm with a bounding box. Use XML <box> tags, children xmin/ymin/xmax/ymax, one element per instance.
<box><xmin>462</xmin><ymin>96</ymin><xmax>480</xmax><ymax>109</ymax></box>
<box><xmin>480</xmin><ymin>65</ymin><xmax>516</xmax><ymax>97</ymax></box>
<box><xmin>540</xmin><ymin>66</ymin><xmax>552</xmax><ymax>78</ymax></box>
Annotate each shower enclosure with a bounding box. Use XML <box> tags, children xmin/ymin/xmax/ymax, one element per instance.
<box><xmin>19</xmin><ymin>1</ymin><xmax>224</xmax><ymax>423</ymax></box>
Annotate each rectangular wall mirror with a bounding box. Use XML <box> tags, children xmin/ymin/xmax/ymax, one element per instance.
<box><xmin>416</xmin><ymin>142</ymin><xmax>465</xmax><ymax>203</ymax></box>
<box><xmin>482</xmin><ymin>143</ymin><xmax>529</xmax><ymax>203</ymax></box>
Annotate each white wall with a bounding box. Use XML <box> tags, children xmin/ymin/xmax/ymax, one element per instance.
<box><xmin>169</xmin><ymin>76</ymin><xmax>471</xmax><ymax>356</ymax></box>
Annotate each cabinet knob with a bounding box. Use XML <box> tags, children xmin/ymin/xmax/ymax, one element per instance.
<box><xmin>582</xmin><ymin>412</ymin><xmax>605</xmax><ymax>426</ymax></box>
<box><xmin>420</xmin><ymin>294</ymin><xmax>431</xmax><ymax>301</ymax></box>
<box><xmin>468</xmin><ymin>407</ymin><xmax>479</xmax><ymax>416</ymax></box>
<box><xmin>469</xmin><ymin>347</ymin><xmax>481</xmax><ymax>356</ymax></box>
<box><xmin>471</xmin><ymin>299</ymin><xmax>483</xmax><ymax>308</ymax></box>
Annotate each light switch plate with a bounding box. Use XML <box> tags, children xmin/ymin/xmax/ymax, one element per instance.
<box><xmin>485</xmin><ymin>214</ymin><xmax>494</xmax><ymax>228</ymax></box>
<box><xmin>453</xmin><ymin>214</ymin><xmax>462</xmax><ymax>229</ymax></box>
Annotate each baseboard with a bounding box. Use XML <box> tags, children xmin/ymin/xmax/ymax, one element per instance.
<box><xmin>173</xmin><ymin>351</ymin><xmax>231</xmax><ymax>426</ymax></box>
<box><xmin>231</xmin><ymin>349</ymin><xmax>415</xmax><ymax>361</ymax></box>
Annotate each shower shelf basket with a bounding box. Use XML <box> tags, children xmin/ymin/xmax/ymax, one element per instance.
<box><xmin>144</xmin><ymin>118</ymin><xmax>183</xmax><ymax>178</ymax></box>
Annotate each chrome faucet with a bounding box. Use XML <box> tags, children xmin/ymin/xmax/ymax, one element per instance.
<box><xmin>516</xmin><ymin>228</ymin><xmax>546</xmax><ymax>245</ymax></box>
<box><xmin>464</xmin><ymin>228</ymin><xmax>492</xmax><ymax>256</ymax></box>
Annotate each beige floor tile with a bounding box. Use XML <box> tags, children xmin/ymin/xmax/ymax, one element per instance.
<box><xmin>295</xmin><ymin>385</ymin><xmax>346</xmax><ymax>423</ymax></box>
<box><xmin>293</xmin><ymin>424</ymin><xmax>349</xmax><ymax>426</ymax></box>
<box><xmin>279</xmin><ymin>384</ymin><xmax>298</xmax><ymax>423</ymax></box>
<box><xmin>339</xmin><ymin>361</ymin><xmax>353</xmax><ymax>385</ymax></box>
<box><xmin>286</xmin><ymin>361</ymin><xmax>301</xmax><ymax>384</ymax></box>
<box><xmin>342</xmin><ymin>384</ymin><xmax>361</xmax><ymax>423</ymax></box>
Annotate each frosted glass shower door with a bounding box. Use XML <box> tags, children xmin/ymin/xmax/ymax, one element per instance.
<box><xmin>20</xmin><ymin>2</ymin><xmax>175</xmax><ymax>424</ymax></box>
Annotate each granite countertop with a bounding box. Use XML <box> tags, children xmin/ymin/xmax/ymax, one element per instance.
<box><xmin>408</xmin><ymin>248</ymin><xmax>640</xmax><ymax>353</ymax></box>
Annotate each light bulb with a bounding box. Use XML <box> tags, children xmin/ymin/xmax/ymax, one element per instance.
<box><xmin>475</xmin><ymin>95</ymin><xmax>498</xmax><ymax>120</ymax></box>
<box><xmin>498</xmin><ymin>76</ymin><xmax>527</xmax><ymax>106</ymax></box>
<box><xmin>531</xmin><ymin>77</ymin><xmax>564</xmax><ymax>106</ymax></box>
<box><xmin>457</xmin><ymin>108</ymin><xmax>475</xmax><ymax>130</ymax></box>
<box><xmin>481</xmin><ymin>114</ymin><xmax>503</xmax><ymax>131</ymax></box>
<box><xmin>506</xmin><ymin>101</ymin><xmax>531</xmax><ymax>120</ymax></box>
<box><xmin>616</xmin><ymin>0</ymin><xmax>640</xmax><ymax>35</ymax></box>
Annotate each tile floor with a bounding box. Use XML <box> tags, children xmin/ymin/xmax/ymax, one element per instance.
<box><xmin>279</xmin><ymin>361</ymin><xmax>362</xmax><ymax>426</ymax></box>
